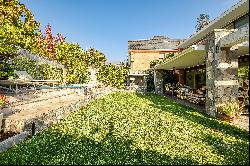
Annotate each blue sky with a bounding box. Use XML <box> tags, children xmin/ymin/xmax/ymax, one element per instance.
<box><xmin>21</xmin><ymin>0</ymin><xmax>239</xmax><ymax>63</ymax></box>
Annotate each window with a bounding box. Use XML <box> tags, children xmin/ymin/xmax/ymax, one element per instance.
<box><xmin>159</xmin><ymin>53</ymin><xmax>164</xmax><ymax>59</ymax></box>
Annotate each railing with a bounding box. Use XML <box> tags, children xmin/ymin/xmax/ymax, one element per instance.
<box><xmin>128</xmin><ymin>69</ymin><xmax>147</xmax><ymax>75</ymax></box>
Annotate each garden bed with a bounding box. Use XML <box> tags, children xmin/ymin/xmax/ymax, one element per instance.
<box><xmin>0</xmin><ymin>131</ymin><xmax>19</xmax><ymax>142</ymax></box>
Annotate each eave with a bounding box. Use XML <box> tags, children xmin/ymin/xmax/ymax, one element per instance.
<box><xmin>178</xmin><ymin>0</ymin><xmax>249</xmax><ymax>49</ymax></box>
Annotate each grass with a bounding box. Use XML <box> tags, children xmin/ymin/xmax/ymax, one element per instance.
<box><xmin>0</xmin><ymin>91</ymin><xmax>249</xmax><ymax>165</ymax></box>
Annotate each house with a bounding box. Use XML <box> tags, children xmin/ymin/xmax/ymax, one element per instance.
<box><xmin>154</xmin><ymin>0</ymin><xmax>249</xmax><ymax>117</ymax></box>
<box><xmin>127</xmin><ymin>36</ymin><xmax>184</xmax><ymax>89</ymax></box>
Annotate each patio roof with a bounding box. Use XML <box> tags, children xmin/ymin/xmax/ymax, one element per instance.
<box><xmin>154</xmin><ymin>43</ymin><xmax>248</xmax><ymax>70</ymax></box>
<box><xmin>154</xmin><ymin>45</ymin><xmax>206</xmax><ymax>70</ymax></box>
<box><xmin>178</xmin><ymin>0</ymin><xmax>249</xmax><ymax>49</ymax></box>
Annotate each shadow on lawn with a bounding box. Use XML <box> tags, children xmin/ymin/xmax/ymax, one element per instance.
<box><xmin>135</xmin><ymin>93</ymin><xmax>249</xmax><ymax>165</ymax></box>
<box><xmin>200</xmin><ymin>133</ymin><xmax>249</xmax><ymax>165</ymax></box>
<box><xmin>0</xmin><ymin>124</ymin><xmax>200</xmax><ymax>165</ymax></box>
<box><xmin>136</xmin><ymin>93</ymin><xmax>249</xmax><ymax>141</ymax></box>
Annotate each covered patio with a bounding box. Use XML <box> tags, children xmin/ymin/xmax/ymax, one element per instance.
<box><xmin>153</xmin><ymin>0</ymin><xmax>249</xmax><ymax>118</ymax></box>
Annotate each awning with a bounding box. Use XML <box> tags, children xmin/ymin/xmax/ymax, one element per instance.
<box><xmin>154</xmin><ymin>45</ymin><xmax>206</xmax><ymax>70</ymax></box>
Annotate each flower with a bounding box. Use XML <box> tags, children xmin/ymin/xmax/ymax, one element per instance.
<box><xmin>0</xmin><ymin>94</ymin><xmax>10</xmax><ymax>106</ymax></box>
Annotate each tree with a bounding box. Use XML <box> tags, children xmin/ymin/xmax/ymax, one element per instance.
<box><xmin>195</xmin><ymin>14</ymin><xmax>210</xmax><ymax>32</ymax></box>
<box><xmin>33</xmin><ymin>24</ymin><xmax>66</xmax><ymax>59</ymax></box>
<box><xmin>0</xmin><ymin>0</ymin><xmax>40</xmax><ymax>60</ymax></box>
<box><xmin>83</xmin><ymin>48</ymin><xmax>106</xmax><ymax>68</ymax></box>
<box><xmin>97</xmin><ymin>64</ymin><xmax>128</xmax><ymax>88</ymax></box>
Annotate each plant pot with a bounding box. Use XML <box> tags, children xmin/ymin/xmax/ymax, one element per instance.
<box><xmin>217</xmin><ymin>113</ymin><xmax>231</xmax><ymax>122</ymax></box>
<box><xmin>229</xmin><ymin>116</ymin><xmax>239</xmax><ymax>123</ymax></box>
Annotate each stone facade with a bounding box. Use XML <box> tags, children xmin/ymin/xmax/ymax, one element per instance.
<box><xmin>153</xmin><ymin>1</ymin><xmax>249</xmax><ymax>119</ymax></box>
<box><xmin>206</xmin><ymin>29</ymin><xmax>240</xmax><ymax>117</ymax></box>
<box><xmin>154</xmin><ymin>69</ymin><xmax>164</xmax><ymax>94</ymax></box>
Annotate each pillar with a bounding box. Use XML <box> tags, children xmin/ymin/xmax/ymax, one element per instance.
<box><xmin>179</xmin><ymin>69</ymin><xmax>185</xmax><ymax>86</ymax></box>
<box><xmin>206</xmin><ymin>29</ymin><xmax>238</xmax><ymax>117</ymax></box>
<box><xmin>154</xmin><ymin>69</ymin><xmax>164</xmax><ymax>94</ymax></box>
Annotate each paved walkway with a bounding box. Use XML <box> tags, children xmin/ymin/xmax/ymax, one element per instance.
<box><xmin>163</xmin><ymin>93</ymin><xmax>249</xmax><ymax>131</ymax></box>
<box><xmin>163</xmin><ymin>93</ymin><xmax>205</xmax><ymax>112</ymax></box>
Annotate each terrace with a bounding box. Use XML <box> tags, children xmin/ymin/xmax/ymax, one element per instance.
<box><xmin>154</xmin><ymin>0</ymin><xmax>249</xmax><ymax>120</ymax></box>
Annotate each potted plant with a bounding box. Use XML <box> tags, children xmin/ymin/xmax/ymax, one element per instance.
<box><xmin>217</xmin><ymin>101</ymin><xmax>244</xmax><ymax>123</ymax></box>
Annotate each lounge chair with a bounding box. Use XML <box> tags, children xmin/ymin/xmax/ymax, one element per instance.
<box><xmin>0</xmin><ymin>71</ymin><xmax>61</xmax><ymax>93</ymax></box>
<box><xmin>14</xmin><ymin>70</ymin><xmax>61</xmax><ymax>86</ymax></box>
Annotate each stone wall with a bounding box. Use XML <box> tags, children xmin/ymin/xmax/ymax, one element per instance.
<box><xmin>154</xmin><ymin>69</ymin><xmax>164</xmax><ymax>94</ymax></box>
<box><xmin>3</xmin><ymin>87</ymin><xmax>118</xmax><ymax>133</ymax></box>
<box><xmin>206</xmin><ymin>29</ymin><xmax>239</xmax><ymax>117</ymax></box>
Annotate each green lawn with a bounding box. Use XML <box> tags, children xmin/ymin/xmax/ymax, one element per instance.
<box><xmin>0</xmin><ymin>91</ymin><xmax>249</xmax><ymax>165</ymax></box>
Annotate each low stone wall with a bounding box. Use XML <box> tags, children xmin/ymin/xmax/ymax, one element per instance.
<box><xmin>0</xmin><ymin>131</ymin><xmax>29</xmax><ymax>153</ymax></box>
<box><xmin>2</xmin><ymin>86</ymin><xmax>117</xmax><ymax>134</ymax></box>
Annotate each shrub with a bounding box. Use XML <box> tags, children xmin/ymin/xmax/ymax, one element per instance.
<box><xmin>145</xmin><ymin>69</ymin><xmax>155</xmax><ymax>92</ymax></box>
<box><xmin>217</xmin><ymin>101</ymin><xmax>243</xmax><ymax>117</ymax></box>
<box><xmin>0</xmin><ymin>62</ymin><xmax>15</xmax><ymax>79</ymax></box>
<box><xmin>11</xmin><ymin>56</ymin><xmax>64</xmax><ymax>81</ymax></box>
<box><xmin>97</xmin><ymin>64</ymin><xmax>128</xmax><ymax>89</ymax></box>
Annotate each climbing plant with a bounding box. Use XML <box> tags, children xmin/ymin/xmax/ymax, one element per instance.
<box><xmin>149</xmin><ymin>52</ymin><xmax>175</xmax><ymax>68</ymax></box>
<box><xmin>238</xmin><ymin>66</ymin><xmax>249</xmax><ymax>82</ymax></box>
